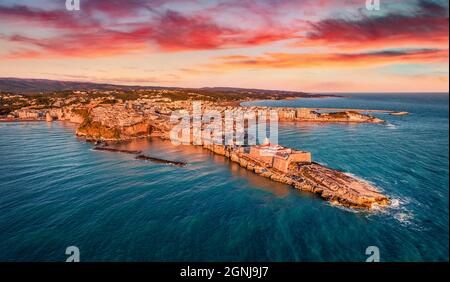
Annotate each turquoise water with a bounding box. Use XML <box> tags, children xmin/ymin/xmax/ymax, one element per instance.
<box><xmin>0</xmin><ymin>93</ymin><xmax>448</xmax><ymax>261</ymax></box>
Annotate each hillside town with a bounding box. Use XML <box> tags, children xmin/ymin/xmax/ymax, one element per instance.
<box><xmin>1</xmin><ymin>89</ymin><xmax>387</xmax><ymax>140</ymax></box>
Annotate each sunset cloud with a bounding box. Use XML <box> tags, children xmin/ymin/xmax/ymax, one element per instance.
<box><xmin>0</xmin><ymin>0</ymin><xmax>448</xmax><ymax>92</ymax></box>
<box><xmin>202</xmin><ymin>49</ymin><xmax>448</xmax><ymax>70</ymax></box>
<box><xmin>149</xmin><ymin>10</ymin><xmax>300</xmax><ymax>51</ymax></box>
<box><xmin>0</xmin><ymin>1</ymin><xmax>302</xmax><ymax>58</ymax></box>
<box><xmin>299</xmin><ymin>0</ymin><xmax>449</xmax><ymax>50</ymax></box>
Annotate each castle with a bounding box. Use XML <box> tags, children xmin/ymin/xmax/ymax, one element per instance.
<box><xmin>248</xmin><ymin>140</ymin><xmax>312</xmax><ymax>173</ymax></box>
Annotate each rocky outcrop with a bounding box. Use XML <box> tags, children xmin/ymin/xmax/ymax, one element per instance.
<box><xmin>389</xmin><ymin>111</ymin><xmax>409</xmax><ymax>116</ymax></box>
<box><xmin>273</xmin><ymin>108</ymin><xmax>386</xmax><ymax>123</ymax></box>
<box><xmin>344</xmin><ymin>111</ymin><xmax>384</xmax><ymax>123</ymax></box>
<box><xmin>294</xmin><ymin>109</ymin><xmax>384</xmax><ymax>123</ymax></box>
<box><xmin>68</xmin><ymin>113</ymin><xmax>84</xmax><ymax>124</ymax></box>
<box><xmin>76</xmin><ymin>120</ymin><xmax>152</xmax><ymax>141</ymax></box>
<box><xmin>76</xmin><ymin>121</ymin><xmax>121</xmax><ymax>140</ymax></box>
<box><xmin>45</xmin><ymin>112</ymin><xmax>54</xmax><ymax>122</ymax></box>
<box><xmin>73</xmin><ymin>106</ymin><xmax>153</xmax><ymax>141</ymax></box>
<box><xmin>290</xmin><ymin>163</ymin><xmax>389</xmax><ymax>208</ymax></box>
<box><xmin>122</xmin><ymin>122</ymin><xmax>153</xmax><ymax>137</ymax></box>
<box><xmin>202</xmin><ymin>144</ymin><xmax>389</xmax><ymax>209</ymax></box>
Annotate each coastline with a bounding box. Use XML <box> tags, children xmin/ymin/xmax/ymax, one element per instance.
<box><xmin>0</xmin><ymin>118</ymin><xmax>45</xmax><ymax>122</ymax></box>
<box><xmin>1</xmin><ymin>95</ymin><xmax>404</xmax><ymax>209</ymax></box>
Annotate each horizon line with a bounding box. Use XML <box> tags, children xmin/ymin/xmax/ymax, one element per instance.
<box><xmin>0</xmin><ymin>76</ymin><xmax>448</xmax><ymax>95</ymax></box>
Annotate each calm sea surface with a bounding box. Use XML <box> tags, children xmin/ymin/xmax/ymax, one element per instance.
<box><xmin>0</xmin><ymin>93</ymin><xmax>448</xmax><ymax>261</ymax></box>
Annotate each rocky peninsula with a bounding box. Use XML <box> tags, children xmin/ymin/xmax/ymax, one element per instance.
<box><xmin>201</xmin><ymin>143</ymin><xmax>389</xmax><ymax>209</ymax></box>
<box><xmin>0</xmin><ymin>89</ymin><xmax>401</xmax><ymax>209</ymax></box>
<box><xmin>72</xmin><ymin>104</ymin><xmax>389</xmax><ymax>208</ymax></box>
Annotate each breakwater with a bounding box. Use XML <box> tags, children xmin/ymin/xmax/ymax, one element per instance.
<box><xmin>92</xmin><ymin>146</ymin><xmax>187</xmax><ymax>167</ymax></box>
<box><xmin>135</xmin><ymin>155</ymin><xmax>187</xmax><ymax>167</ymax></box>
<box><xmin>93</xmin><ymin>147</ymin><xmax>142</xmax><ymax>154</ymax></box>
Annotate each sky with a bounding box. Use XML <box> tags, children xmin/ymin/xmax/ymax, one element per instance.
<box><xmin>0</xmin><ymin>0</ymin><xmax>448</xmax><ymax>93</ymax></box>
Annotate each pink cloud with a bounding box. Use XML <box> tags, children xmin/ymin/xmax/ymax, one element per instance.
<box><xmin>0</xmin><ymin>1</ymin><xmax>302</xmax><ymax>58</ymax></box>
<box><xmin>298</xmin><ymin>0</ymin><xmax>449</xmax><ymax>50</ymax></box>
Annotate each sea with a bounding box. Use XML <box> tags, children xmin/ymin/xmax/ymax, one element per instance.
<box><xmin>0</xmin><ymin>93</ymin><xmax>448</xmax><ymax>261</ymax></box>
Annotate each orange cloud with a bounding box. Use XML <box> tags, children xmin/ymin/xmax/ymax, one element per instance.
<box><xmin>0</xmin><ymin>4</ymin><xmax>301</xmax><ymax>59</ymax></box>
<box><xmin>203</xmin><ymin>49</ymin><xmax>448</xmax><ymax>71</ymax></box>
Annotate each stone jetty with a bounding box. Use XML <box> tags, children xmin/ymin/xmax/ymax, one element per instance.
<box><xmin>135</xmin><ymin>155</ymin><xmax>187</xmax><ymax>167</ymax></box>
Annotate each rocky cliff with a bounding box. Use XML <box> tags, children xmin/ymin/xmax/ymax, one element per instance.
<box><xmin>76</xmin><ymin>120</ymin><xmax>152</xmax><ymax>141</ymax></box>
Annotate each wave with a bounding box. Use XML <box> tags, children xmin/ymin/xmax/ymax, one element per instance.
<box><xmin>330</xmin><ymin>191</ymin><xmax>418</xmax><ymax>228</ymax></box>
<box><xmin>371</xmin><ymin>196</ymin><xmax>420</xmax><ymax>227</ymax></box>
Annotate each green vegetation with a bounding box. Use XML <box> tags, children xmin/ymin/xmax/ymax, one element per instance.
<box><xmin>101</xmin><ymin>99</ymin><xmax>118</xmax><ymax>104</ymax></box>
<box><xmin>328</xmin><ymin>112</ymin><xmax>349</xmax><ymax>118</ymax></box>
<box><xmin>112</xmin><ymin>91</ymin><xmax>141</xmax><ymax>101</ymax></box>
<box><xmin>0</xmin><ymin>96</ymin><xmax>31</xmax><ymax>115</ymax></box>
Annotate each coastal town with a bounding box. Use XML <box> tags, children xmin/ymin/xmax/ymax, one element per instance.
<box><xmin>0</xmin><ymin>87</ymin><xmax>401</xmax><ymax>209</ymax></box>
<box><xmin>0</xmin><ymin>88</ymin><xmax>388</xmax><ymax>139</ymax></box>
